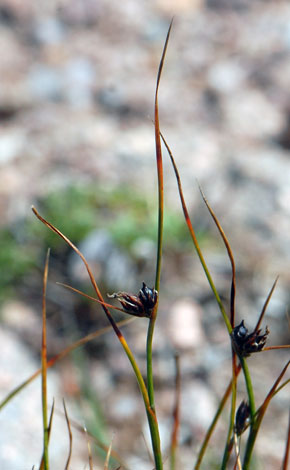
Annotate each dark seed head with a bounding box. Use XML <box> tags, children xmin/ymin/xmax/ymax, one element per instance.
<box><xmin>231</xmin><ymin>320</ymin><xmax>269</xmax><ymax>357</ymax></box>
<box><xmin>138</xmin><ymin>282</ymin><xmax>158</xmax><ymax>311</ymax></box>
<box><xmin>235</xmin><ymin>400</ymin><xmax>250</xmax><ymax>436</ymax></box>
<box><xmin>236</xmin><ymin>320</ymin><xmax>248</xmax><ymax>339</ymax></box>
<box><xmin>108</xmin><ymin>282</ymin><xmax>158</xmax><ymax>318</ymax></box>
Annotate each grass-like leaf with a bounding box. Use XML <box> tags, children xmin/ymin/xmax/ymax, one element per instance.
<box><xmin>84</xmin><ymin>425</ymin><xmax>94</xmax><ymax>470</ymax></box>
<box><xmin>31</xmin><ymin>206</ymin><xmax>164</xmax><ymax>468</ymax></box>
<box><xmin>170</xmin><ymin>354</ymin><xmax>180</xmax><ymax>470</ymax></box>
<box><xmin>0</xmin><ymin>318</ymin><xmax>133</xmax><ymax>410</ymax></box>
<box><xmin>39</xmin><ymin>399</ymin><xmax>55</xmax><ymax>470</ymax></box>
<box><xmin>104</xmin><ymin>435</ymin><xmax>114</xmax><ymax>470</ymax></box>
<box><xmin>160</xmin><ymin>132</ymin><xmax>231</xmax><ymax>333</ymax></box>
<box><xmin>197</xmin><ymin>186</ymin><xmax>238</xmax><ymax>468</ymax></box>
<box><xmin>31</xmin><ymin>206</ymin><xmax>150</xmax><ymax>398</ymax></box>
<box><xmin>41</xmin><ymin>249</ymin><xmax>50</xmax><ymax>470</ymax></box>
<box><xmin>54</xmin><ymin>407</ymin><xmax>127</xmax><ymax>468</ymax></box>
<box><xmin>145</xmin><ymin>21</ymin><xmax>173</xmax><ymax>470</ymax></box>
<box><xmin>63</xmin><ymin>399</ymin><xmax>72</xmax><ymax>470</ymax></box>
<box><xmin>243</xmin><ymin>360</ymin><xmax>290</xmax><ymax>469</ymax></box>
<box><xmin>198</xmin><ymin>186</ymin><xmax>236</xmax><ymax>328</ymax></box>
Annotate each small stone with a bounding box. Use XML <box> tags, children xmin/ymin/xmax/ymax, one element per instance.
<box><xmin>167</xmin><ymin>299</ymin><xmax>205</xmax><ymax>350</ymax></box>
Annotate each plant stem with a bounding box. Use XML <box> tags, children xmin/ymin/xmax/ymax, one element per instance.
<box><xmin>160</xmin><ymin>132</ymin><xmax>232</xmax><ymax>335</ymax></box>
<box><xmin>147</xmin><ymin>408</ymin><xmax>163</xmax><ymax>470</ymax></box>
<box><xmin>243</xmin><ymin>424</ymin><xmax>258</xmax><ymax>470</ymax></box>
<box><xmin>243</xmin><ymin>360</ymin><xmax>290</xmax><ymax>469</ymax></box>
<box><xmin>119</xmin><ymin>335</ymin><xmax>163</xmax><ymax>470</ymax></box>
<box><xmin>144</xmin><ymin>23</ymin><xmax>172</xmax><ymax>469</ymax></box>
<box><xmin>221</xmin><ymin>353</ymin><xmax>237</xmax><ymax>470</ymax></box>
<box><xmin>239</xmin><ymin>356</ymin><xmax>256</xmax><ymax>470</ymax></box>
<box><xmin>41</xmin><ymin>249</ymin><xmax>50</xmax><ymax>470</ymax></box>
<box><xmin>240</xmin><ymin>357</ymin><xmax>255</xmax><ymax>420</ymax></box>
<box><xmin>147</xmin><ymin>315</ymin><xmax>156</xmax><ymax>408</ymax></box>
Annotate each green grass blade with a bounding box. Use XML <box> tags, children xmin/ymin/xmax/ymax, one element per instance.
<box><xmin>243</xmin><ymin>360</ymin><xmax>290</xmax><ymax>469</ymax></box>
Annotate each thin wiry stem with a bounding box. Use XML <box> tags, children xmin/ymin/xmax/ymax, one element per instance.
<box><xmin>243</xmin><ymin>360</ymin><xmax>290</xmax><ymax>469</ymax></box>
<box><xmin>32</xmin><ymin>206</ymin><xmax>163</xmax><ymax>469</ymax></box>
<box><xmin>273</xmin><ymin>379</ymin><xmax>290</xmax><ymax>396</ymax></box>
<box><xmin>104</xmin><ymin>435</ymin><xmax>114</xmax><ymax>470</ymax></box>
<box><xmin>40</xmin><ymin>400</ymin><xmax>55</xmax><ymax>470</ymax></box>
<box><xmin>41</xmin><ymin>249</ymin><xmax>50</xmax><ymax>470</ymax></box>
<box><xmin>84</xmin><ymin>425</ymin><xmax>94</xmax><ymax>470</ymax></box>
<box><xmin>160</xmin><ymin>132</ymin><xmax>231</xmax><ymax>333</ymax></box>
<box><xmin>32</xmin><ymin>207</ymin><xmax>149</xmax><ymax>400</ymax></box>
<box><xmin>170</xmin><ymin>355</ymin><xmax>181</xmax><ymax>470</ymax></box>
<box><xmin>263</xmin><ymin>344</ymin><xmax>290</xmax><ymax>351</ymax></box>
<box><xmin>63</xmin><ymin>399</ymin><xmax>72</xmax><ymax>470</ymax></box>
<box><xmin>198</xmin><ymin>186</ymin><xmax>236</xmax><ymax>328</ymax></box>
<box><xmin>53</xmin><ymin>407</ymin><xmax>127</xmax><ymax>468</ymax></box>
<box><xmin>282</xmin><ymin>409</ymin><xmax>290</xmax><ymax>470</ymax></box>
<box><xmin>194</xmin><ymin>364</ymin><xmax>242</xmax><ymax>470</ymax></box>
<box><xmin>198</xmin><ymin>187</ymin><xmax>238</xmax><ymax>467</ymax></box>
<box><xmin>56</xmin><ymin>282</ymin><xmax>133</xmax><ymax>314</ymax></box>
<box><xmin>153</xmin><ymin>19</ymin><xmax>172</xmax><ymax>293</ymax></box>
<box><xmin>221</xmin><ymin>353</ymin><xmax>238</xmax><ymax>469</ymax></box>
<box><xmin>0</xmin><ymin>318</ymin><xmax>133</xmax><ymax>411</ymax></box>
<box><xmin>147</xmin><ymin>19</ymin><xmax>173</xmax><ymax>412</ymax></box>
<box><xmin>255</xmin><ymin>276</ymin><xmax>279</xmax><ymax>331</ymax></box>
<box><xmin>240</xmin><ymin>356</ymin><xmax>256</xmax><ymax>420</ymax></box>
<box><xmin>145</xmin><ymin>21</ymin><xmax>173</xmax><ymax>470</ymax></box>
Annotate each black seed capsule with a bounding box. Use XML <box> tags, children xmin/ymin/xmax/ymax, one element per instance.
<box><xmin>108</xmin><ymin>282</ymin><xmax>158</xmax><ymax>318</ymax></box>
<box><xmin>235</xmin><ymin>400</ymin><xmax>250</xmax><ymax>436</ymax></box>
<box><xmin>231</xmin><ymin>320</ymin><xmax>269</xmax><ymax>357</ymax></box>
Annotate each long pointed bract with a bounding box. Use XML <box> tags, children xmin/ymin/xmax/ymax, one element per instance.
<box><xmin>160</xmin><ymin>132</ymin><xmax>231</xmax><ymax>333</ymax></box>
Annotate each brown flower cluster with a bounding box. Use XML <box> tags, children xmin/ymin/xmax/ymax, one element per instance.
<box><xmin>231</xmin><ymin>320</ymin><xmax>269</xmax><ymax>357</ymax></box>
<box><xmin>108</xmin><ymin>282</ymin><xmax>158</xmax><ymax>318</ymax></box>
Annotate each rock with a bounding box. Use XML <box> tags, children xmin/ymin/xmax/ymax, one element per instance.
<box><xmin>167</xmin><ymin>299</ymin><xmax>205</xmax><ymax>350</ymax></box>
<box><xmin>0</xmin><ymin>326</ymin><xmax>86</xmax><ymax>468</ymax></box>
<box><xmin>0</xmin><ymin>130</ymin><xmax>26</xmax><ymax>164</ymax></box>
<box><xmin>68</xmin><ymin>229</ymin><xmax>137</xmax><ymax>288</ymax></box>
<box><xmin>28</xmin><ymin>65</ymin><xmax>64</xmax><ymax>102</ymax></box>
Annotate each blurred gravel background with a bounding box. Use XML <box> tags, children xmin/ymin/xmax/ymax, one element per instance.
<box><xmin>0</xmin><ymin>1</ymin><xmax>289</xmax><ymax>469</ymax></box>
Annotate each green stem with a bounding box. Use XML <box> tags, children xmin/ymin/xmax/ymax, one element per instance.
<box><xmin>240</xmin><ymin>356</ymin><xmax>255</xmax><ymax>420</ymax></box>
<box><xmin>147</xmin><ymin>315</ymin><xmax>156</xmax><ymax>408</ymax></box>
<box><xmin>243</xmin><ymin>424</ymin><xmax>258</xmax><ymax>470</ymax></box>
<box><xmin>240</xmin><ymin>356</ymin><xmax>256</xmax><ymax>470</ymax></box>
<box><xmin>147</xmin><ymin>408</ymin><xmax>163</xmax><ymax>470</ymax></box>
<box><xmin>120</xmin><ymin>335</ymin><xmax>163</xmax><ymax>470</ymax></box>
<box><xmin>243</xmin><ymin>360</ymin><xmax>290</xmax><ymax>469</ymax></box>
<box><xmin>194</xmin><ymin>364</ymin><xmax>243</xmax><ymax>470</ymax></box>
<box><xmin>170</xmin><ymin>448</ymin><xmax>176</xmax><ymax>470</ymax></box>
<box><xmin>144</xmin><ymin>24</ymin><xmax>173</xmax><ymax>467</ymax></box>
<box><xmin>146</xmin><ymin>307</ymin><xmax>162</xmax><ymax>469</ymax></box>
<box><xmin>194</xmin><ymin>385</ymin><xmax>230</xmax><ymax>470</ymax></box>
<box><xmin>221</xmin><ymin>354</ymin><xmax>237</xmax><ymax>470</ymax></box>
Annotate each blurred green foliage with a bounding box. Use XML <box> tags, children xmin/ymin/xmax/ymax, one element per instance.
<box><xmin>0</xmin><ymin>228</ymin><xmax>36</xmax><ymax>299</ymax></box>
<box><xmin>0</xmin><ymin>183</ymin><xmax>192</xmax><ymax>302</ymax></box>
